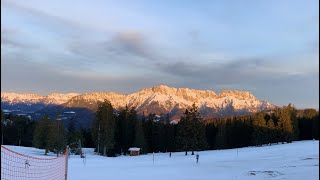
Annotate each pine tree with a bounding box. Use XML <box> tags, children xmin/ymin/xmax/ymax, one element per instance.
<box><xmin>205</xmin><ymin>122</ymin><xmax>217</xmax><ymax>149</ymax></box>
<box><xmin>267</xmin><ymin>118</ymin><xmax>276</xmax><ymax>144</ymax></box>
<box><xmin>167</xmin><ymin>123</ymin><xmax>176</xmax><ymax>152</ymax></box>
<box><xmin>92</xmin><ymin>100</ymin><xmax>116</xmax><ymax>156</ymax></box>
<box><xmin>252</xmin><ymin>113</ymin><xmax>267</xmax><ymax>146</ymax></box>
<box><xmin>142</xmin><ymin>116</ymin><xmax>152</xmax><ymax>153</ymax></box>
<box><xmin>116</xmin><ymin>106</ymin><xmax>129</xmax><ymax>155</ymax></box>
<box><xmin>115</xmin><ymin>106</ymin><xmax>137</xmax><ymax>155</ymax></box>
<box><xmin>128</xmin><ymin>108</ymin><xmax>137</xmax><ymax>149</ymax></box>
<box><xmin>67</xmin><ymin>118</ymin><xmax>83</xmax><ymax>154</ymax></box>
<box><xmin>33</xmin><ymin>116</ymin><xmax>52</xmax><ymax>155</ymax></box>
<box><xmin>48</xmin><ymin>120</ymin><xmax>66</xmax><ymax>156</ymax></box>
<box><xmin>214</xmin><ymin>120</ymin><xmax>227</xmax><ymax>149</ymax></box>
<box><xmin>277</xmin><ymin>107</ymin><xmax>294</xmax><ymax>143</ymax></box>
<box><xmin>133</xmin><ymin>120</ymin><xmax>147</xmax><ymax>154</ymax></box>
<box><xmin>287</xmin><ymin>104</ymin><xmax>299</xmax><ymax>141</ymax></box>
<box><xmin>176</xmin><ymin>103</ymin><xmax>207</xmax><ymax>155</ymax></box>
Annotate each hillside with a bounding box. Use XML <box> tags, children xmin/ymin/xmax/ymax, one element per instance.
<box><xmin>2</xmin><ymin>140</ymin><xmax>319</xmax><ymax>180</ymax></box>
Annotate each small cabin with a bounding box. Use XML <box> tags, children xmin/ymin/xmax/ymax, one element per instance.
<box><xmin>128</xmin><ymin>147</ymin><xmax>140</xmax><ymax>156</ymax></box>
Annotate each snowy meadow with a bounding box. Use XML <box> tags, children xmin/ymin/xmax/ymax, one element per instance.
<box><xmin>3</xmin><ymin>140</ymin><xmax>318</xmax><ymax>180</ymax></box>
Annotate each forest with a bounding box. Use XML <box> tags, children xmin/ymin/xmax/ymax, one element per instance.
<box><xmin>1</xmin><ymin>101</ymin><xmax>319</xmax><ymax>157</ymax></box>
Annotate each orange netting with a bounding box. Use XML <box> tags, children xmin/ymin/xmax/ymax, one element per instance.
<box><xmin>1</xmin><ymin>146</ymin><xmax>68</xmax><ymax>180</ymax></box>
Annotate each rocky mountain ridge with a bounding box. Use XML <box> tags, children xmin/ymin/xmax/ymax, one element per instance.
<box><xmin>1</xmin><ymin>85</ymin><xmax>274</xmax><ymax>120</ymax></box>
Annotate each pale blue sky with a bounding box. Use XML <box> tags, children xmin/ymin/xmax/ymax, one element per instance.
<box><xmin>1</xmin><ymin>0</ymin><xmax>319</xmax><ymax>109</ymax></box>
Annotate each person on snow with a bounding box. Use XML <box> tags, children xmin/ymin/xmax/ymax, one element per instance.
<box><xmin>196</xmin><ymin>154</ymin><xmax>199</xmax><ymax>164</ymax></box>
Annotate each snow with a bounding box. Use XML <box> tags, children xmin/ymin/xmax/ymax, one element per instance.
<box><xmin>2</xmin><ymin>140</ymin><xmax>318</xmax><ymax>180</ymax></box>
<box><xmin>1</xmin><ymin>92</ymin><xmax>79</xmax><ymax>105</ymax></box>
<box><xmin>2</xmin><ymin>86</ymin><xmax>275</xmax><ymax>114</ymax></box>
<box><xmin>64</xmin><ymin>111</ymin><xmax>76</xmax><ymax>114</ymax></box>
<box><xmin>128</xmin><ymin>147</ymin><xmax>141</xmax><ymax>151</ymax></box>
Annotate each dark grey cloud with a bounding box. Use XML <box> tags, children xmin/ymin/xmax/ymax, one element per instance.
<box><xmin>112</xmin><ymin>31</ymin><xmax>154</xmax><ymax>59</ymax></box>
<box><xmin>67</xmin><ymin>31</ymin><xmax>160</xmax><ymax>66</ymax></box>
<box><xmin>1</xmin><ymin>56</ymin><xmax>162</xmax><ymax>95</ymax></box>
<box><xmin>155</xmin><ymin>58</ymin><xmax>278</xmax><ymax>84</ymax></box>
<box><xmin>155</xmin><ymin>59</ymin><xmax>319</xmax><ymax>89</ymax></box>
<box><xmin>154</xmin><ymin>58</ymin><xmax>319</xmax><ymax>108</ymax></box>
<box><xmin>2</xmin><ymin>54</ymin><xmax>318</xmax><ymax>109</ymax></box>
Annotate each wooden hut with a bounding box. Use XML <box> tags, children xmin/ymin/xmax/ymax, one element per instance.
<box><xmin>128</xmin><ymin>147</ymin><xmax>140</xmax><ymax>156</ymax></box>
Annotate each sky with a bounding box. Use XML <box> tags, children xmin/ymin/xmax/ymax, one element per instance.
<box><xmin>1</xmin><ymin>0</ymin><xmax>319</xmax><ymax>109</ymax></box>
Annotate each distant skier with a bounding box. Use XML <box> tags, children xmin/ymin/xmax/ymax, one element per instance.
<box><xmin>169</xmin><ymin>152</ymin><xmax>171</xmax><ymax>158</ymax></box>
<box><xmin>196</xmin><ymin>154</ymin><xmax>199</xmax><ymax>164</ymax></box>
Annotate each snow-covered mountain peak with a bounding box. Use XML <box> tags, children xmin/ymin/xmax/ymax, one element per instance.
<box><xmin>46</xmin><ymin>93</ymin><xmax>79</xmax><ymax>98</ymax></box>
<box><xmin>1</xmin><ymin>92</ymin><xmax>44</xmax><ymax>103</ymax></box>
<box><xmin>1</xmin><ymin>92</ymin><xmax>79</xmax><ymax>105</ymax></box>
<box><xmin>44</xmin><ymin>93</ymin><xmax>79</xmax><ymax>104</ymax></box>
<box><xmin>140</xmin><ymin>85</ymin><xmax>217</xmax><ymax>99</ymax></box>
<box><xmin>218</xmin><ymin>90</ymin><xmax>256</xmax><ymax>100</ymax></box>
<box><xmin>73</xmin><ymin>92</ymin><xmax>125</xmax><ymax>100</ymax></box>
<box><xmin>1</xmin><ymin>86</ymin><xmax>275</xmax><ymax>119</ymax></box>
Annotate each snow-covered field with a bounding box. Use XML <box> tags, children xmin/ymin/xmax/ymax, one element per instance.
<box><xmin>2</xmin><ymin>140</ymin><xmax>319</xmax><ymax>180</ymax></box>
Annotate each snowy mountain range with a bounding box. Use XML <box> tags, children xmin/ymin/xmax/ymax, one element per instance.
<box><xmin>1</xmin><ymin>92</ymin><xmax>79</xmax><ymax>105</ymax></box>
<box><xmin>1</xmin><ymin>85</ymin><xmax>274</xmax><ymax>121</ymax></box>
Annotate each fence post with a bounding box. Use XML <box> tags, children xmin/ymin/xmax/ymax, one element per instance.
<box><xmin>65</xmin><ymin>147</ymin><xmax>69</xmax><ymax>180</ymax></box>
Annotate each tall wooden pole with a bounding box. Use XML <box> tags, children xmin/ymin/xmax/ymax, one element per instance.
<box><xmin>65</xmin><ymin>147</ymin><xmax>68</xmax><ymax>180</ymax></box>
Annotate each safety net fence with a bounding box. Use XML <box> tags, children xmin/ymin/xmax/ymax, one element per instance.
<box><xmin>1</xmin><ymin>145</ymin><xmax>68</xmax><ymax>180</ymax></box>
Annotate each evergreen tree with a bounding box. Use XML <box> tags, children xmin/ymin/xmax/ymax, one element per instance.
<box><xmin>277</xmin><ymin>107</ymin><xmax>294</xmax><ymax>143</ymax></box>
<box><xmin>152</xmin><ymin>120</ymin><xmax>160</xmax><ymax>153</ymax></box>
<box><xmin>128</xmin><ymin>108</ymin><xmax>138</xmax><ymax>149</ymax></box>
<box><xmin>48</xmin><ymin>120</ymin><xmax>66</xmax><ymax>156</ymax></box>
<box><xmin>267</xmin><ymin>118</ymin><xmax>276</xmax><ymax>144</ymax></box>
<box><xmin>133</xmin><ymin>120</ymin><xmax>147</xmax><ymax>154</ymax></box>
<box><xmin>287</xmin><ymin>104</ymin><xmax>299</xmax><ymax>141</ymax></box>
<box><xmin>159</xmin><ymin>123</ymin><xmax>167</xmax><ymax>152</ymax></box>
<box><xmin>142</xmin><ymin>116</ymin><xmax>152</xmax><ymax>153</ymax></box>
<box><xmin>116</xmin><ymin>106</ymin><xmax>129</xmax><ymax>155</ymax></box>
<box><xmin>33</xmin><ymin>116</ymin><xmax>52</xmax><ymax>155</ymax></box>
<box><xmin>214</xmin><ymin>120</ymin><xmax>227</xmax><ymax>149</ymax></box>
<box><xmin>80</xmin><ymin>127</ymin><xmax>94</xmax><ymax>148</ymax></box>
<box><xmin>115</xmin><ymin>106</ymin><xmax>137</xmax><ymax>155</ymax></box>
<box><xmin>176</xmin><ymin>103</ymin><xmax>207</xmax><ymax>155</ymax></box>
<box><xmin>67</xmin><ymin>118</ymin><xmax>83</xmax><ymax>154</ymax></box>
<box><xmin>145</xmin><ymin>113</ymin><xmax>161</xmax><ymax>153</ymax></box>
<box><xmin>92</xmin><ymin>100</ymin><xmax>116</xmax><ymax>156</ymax></box>
<box><xmin>205</xmin><ymin>122</ymin><xmax>217</xmax><ymax>149</ymax></box>
<box><xmin>167</xmin><ymin>123</ymin><xmax>176</xmax><ymax>152</ymax></box>
<box><xmin>252</xmin><ymin>113</ymin><xmax>267</xmax><ymax>146</ymax></box>
<box><xmin>225</xmin><ymin>118</ymin><xmax>233</xmax><ymax>148</ymax></box>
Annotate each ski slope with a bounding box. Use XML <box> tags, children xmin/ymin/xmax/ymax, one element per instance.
<box><xmin>3</xmin><ymin>140</ymin><xmax>319</xmax><ymax>180</ymax></box>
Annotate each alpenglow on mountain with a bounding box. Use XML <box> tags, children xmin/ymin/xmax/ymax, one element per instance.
<box><xmin>1</xmin><ymin>85</ymin><xmax>274</xmax><ymax>121</ymax></box>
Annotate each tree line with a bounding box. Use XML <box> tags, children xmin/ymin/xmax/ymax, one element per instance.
<box><xmin>1</xmin><ymin>102</ymin><xmax>319</xmax><ymax>156</ymax></box>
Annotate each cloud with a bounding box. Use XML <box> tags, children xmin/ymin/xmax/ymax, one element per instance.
<box><xmin>112</xmin><ymin>31</ymin><xmax>150</xmax><ymax>58</ymax></box>
<box><xmin>66</xmin><ymin>30</ymin><xmax>161</xmax><ymax>67</ymax></box>
<box><xmin>1</xmin><ymin>27</ymin><xmax>25</xmax><ymax>48</ymax></box>
<box><xmin>155</xmin><ymin>57</ymin><xmax>317</xmax><ymax>87</ymax></box>
<box><xmin>2</xmin><ymin>0</ymin><xmax>88</xmax><ymax>37</ymax></box>
<box><xmin>1</xmin><ymin>56</ymin><xmax>162</xmax><ymax>95</ymax></box>
<box><xmin>1</xmin><ymin>0</ymin><xmax>318</xmax><ymax>108</ymax></box>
